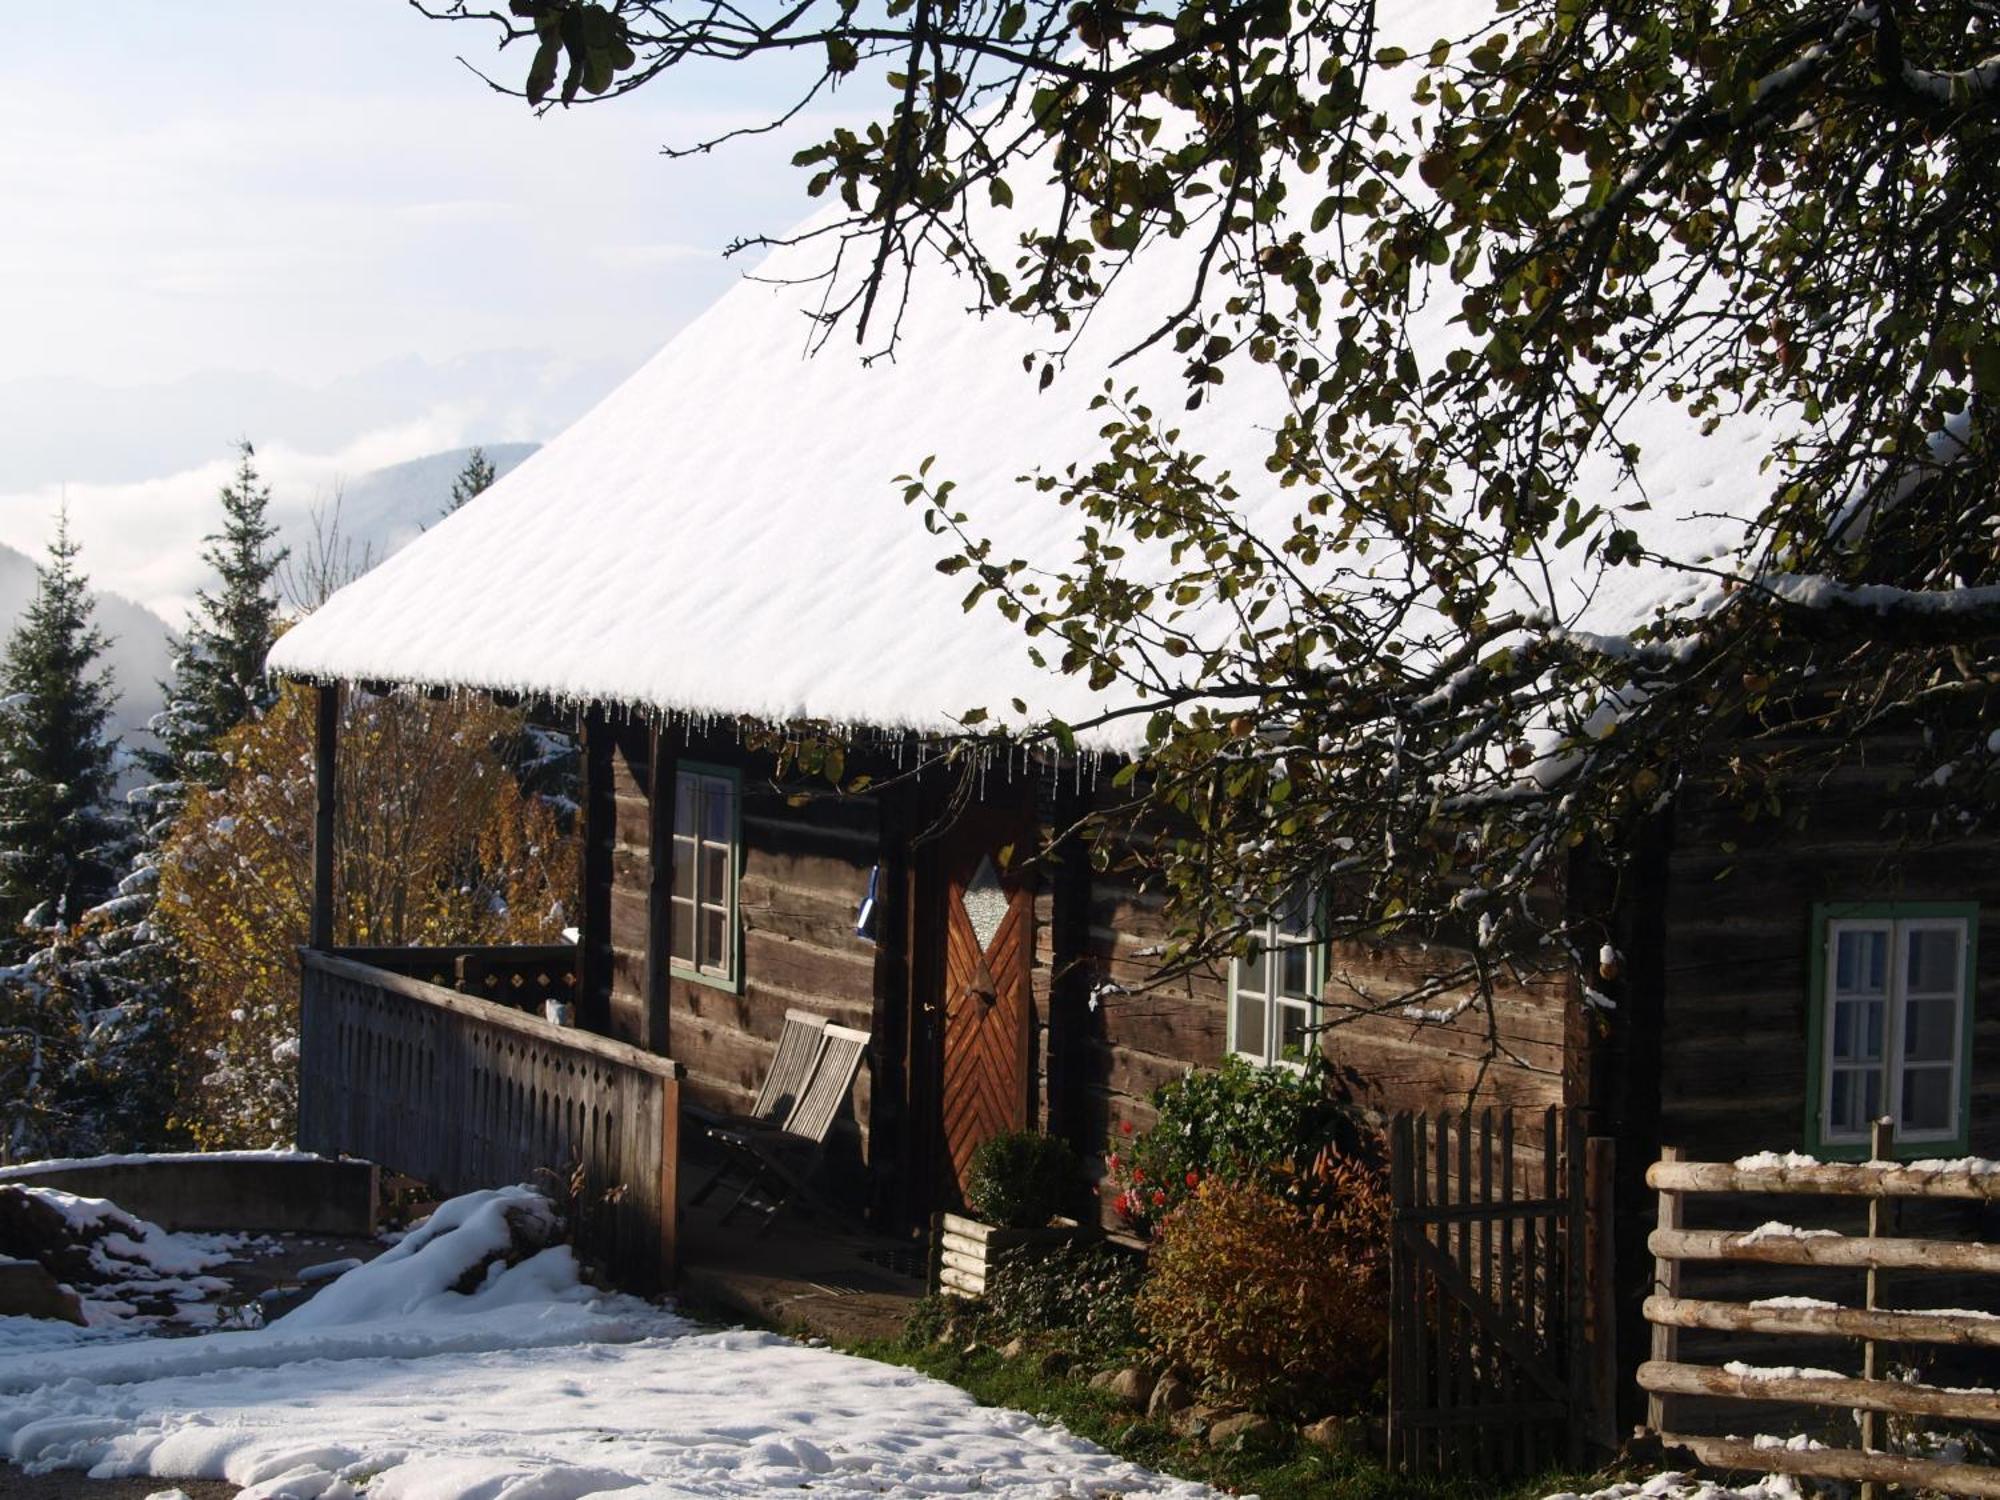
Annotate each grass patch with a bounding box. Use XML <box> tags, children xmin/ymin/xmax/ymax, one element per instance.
<box><xmin>845</xmin><ymin>1331</ymin><xmax>1592</xmax><ymax>1500</ymax></box>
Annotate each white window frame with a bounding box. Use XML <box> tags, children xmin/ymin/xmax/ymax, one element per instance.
<box><xmin>1228</xmin><ymin>891</ymin><xmax>1323</xmax><ymax>1071</ymax></box>
<box><xmin>669</xmin><ymin>765</ymin><xmax>739</xmax><ymax>990</ymax></box>
<box><xmin>1814</xmin><ymin>908</ymin><xmax>1973</xmax><ymax>1154</ymax></box>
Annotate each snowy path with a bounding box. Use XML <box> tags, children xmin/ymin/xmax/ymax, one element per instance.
<box><xmin>5</xmin><ymin>1317</ymin><xmax>1216</xmax><ymax>1499</ymax></box>
<box><xmin>0</xmin><ymin>1188</ymin><xmax>1213</xmax><ymax>1500</ymax></box>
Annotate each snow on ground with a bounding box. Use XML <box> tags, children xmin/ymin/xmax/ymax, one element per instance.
<box><xmin>0</xmin><ymin>1185</ymin><xmax>269</xmax><ymax>1344</ymax></box>
<box><xmin>1542</xmin><ymin>1475</ymin><xmax>1806</xmax><ymax>1500</ymax></box>
<box><xmin>2</xmin><ymin>1186</ymin><xmax>1214</xmax><ymax>1500</ymax></box>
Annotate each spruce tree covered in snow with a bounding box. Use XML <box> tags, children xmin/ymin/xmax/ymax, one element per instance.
<box><xmin>82</xmin><ymin>443</ymin><xmax>289</xmax><ymax>1152</ymax></box>
<box><xmin>447</xmin><ymin>446</ymin><xmax>497</xmax><ymax>513</ymax></box>
<box><xmin>146</xmin><ymin>441</ymin><xmax>287</xmax><ymax>799</ymax></box>
<box><xmin>0</xmin><ymin>516</ymin><xmax>136</xmax><ymax>1161</ymax></box>
<box><xmin>0</xmin><ymin>516</ymin><xmax>129</xmax><ymax>952</ymax></box>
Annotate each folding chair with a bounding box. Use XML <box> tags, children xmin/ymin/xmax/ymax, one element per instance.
<box><xmin>687</xmin><ymin>1009</ymin><xmax>827</xmax><ymax>1205</ymax></box>
<box><xmin>710</xmin><ymin>1022</ymin><xmax>871</xmax><ymax>1236</ymax></box>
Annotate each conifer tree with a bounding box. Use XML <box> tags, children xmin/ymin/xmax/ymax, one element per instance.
<box><xmin>83</xmin><ymin>442</ymin><xmax>288</xmax><ymax>1152</ymax></box>
<box><xmin>146</xmin><ymin>441</ymin><xmax>287</xmax><ymax>798</ymax></box>
<box><xmin>0</xmin><ymin>514</ymin><xmax>128</xmax><ymax>950</ymax></box>
<box><xmin>0</xmin><ymin>516</ymin><xmax>134</xmax><ymax>1160</ymax></box>
<box><xmin>447</xmin><ymin>446</ymin><xmax>497</xmax><ymax>513</ymax></box>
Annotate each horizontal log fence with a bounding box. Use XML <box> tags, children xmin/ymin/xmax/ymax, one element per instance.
<box><xmin>299</xmin><ymin>948</ymin><xmax>680</xmax><ymax>1290</ymax></box>
<box><xmin>1642</xmin><ymin>1122</ymin><xmax>2000</xmax><ymax>1499</ymax></box>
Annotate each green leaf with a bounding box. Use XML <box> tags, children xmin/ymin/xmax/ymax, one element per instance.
<box><xmin>826</xmin><ymin>36</ymin><xmax>859</xmax><ymax>75</ymax></box>
<box><xmin>525</xmin><ymin>35</ymin><xmax>561</xmax><ymax>104</ymax></box>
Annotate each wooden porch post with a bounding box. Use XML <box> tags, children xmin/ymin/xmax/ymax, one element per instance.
<box><xmin>642</xmin><ymin>723</ymin><xmax>677</xmax><ymax>1054</ymax></box>
<box><xmin>310</xmin><ymin>682</ymin><xmax>339</xmax><ymax>951</ymax></box>
<box><xmin>578</xmin><ymin>707</ymin><xmax>615</xmax><ymax>1035</ymax></box>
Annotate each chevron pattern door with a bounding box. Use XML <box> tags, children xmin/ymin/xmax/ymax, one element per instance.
<box><xmin>939</xmin><ymin>814</ymin><xmax>1032</xmax><ymax>1200</ymax></box>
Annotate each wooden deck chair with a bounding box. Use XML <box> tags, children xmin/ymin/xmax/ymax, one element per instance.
<box><xmin>687</xmin><ymin>1010</ymin><xmax>827</xmax><ymax>1205</ymax></box>
<box><xmin>713</xmin><ymin>1022</ymin><xmax>871</xmax><ymax>1236</ymax></box>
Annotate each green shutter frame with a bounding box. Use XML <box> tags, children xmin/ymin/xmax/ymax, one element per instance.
<box><xmin>1804</xmin><ymin>901</ymin><xmax>1977</xmax><ymax>1161</ymax></box>
<box><xmin>669</xmin><ymin>760</ymin><xmax>744</xmax><ymax>996</ymax></box>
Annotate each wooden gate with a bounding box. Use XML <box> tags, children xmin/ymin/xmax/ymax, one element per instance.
<box><xmin>937</xmin><ymin>808</ymin><xmax>1033</xmax><ymax>1199</ymax></box>
<box><xmin>1388</xmin><ymin>1108</ymin><xmax>1613</xmax><ymax>1477</ymax></box>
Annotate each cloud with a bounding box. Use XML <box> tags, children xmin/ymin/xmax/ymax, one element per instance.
<box><xmin>0</xmin><ymin>412</ymin><xmax>485</xmax><ymax>625</ymax></box>
<box><xmin>592</xmin><ymin>241</ymin><xmax>716</xmax><ymax>271</ymax></box>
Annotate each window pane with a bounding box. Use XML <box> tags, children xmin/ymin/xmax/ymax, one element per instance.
<box><xmin>702</xmin><ymin>780</ymin><xmax>732</xmax><ymax>842</ymax></box>
<box><xmin>674</xmin><ymin>773</ymin><xmax>695</xmax><ymax>835</ymax></box>
<box><xmin>1829</xmin><ymin>1070</ymin><xmax>1856</xmax><ymax>1134</ymax></box>
<box><xmin>669</xmin><ymin>898</ymin><xmax>694</xmax><ymax>962</ymax></box>
<box><xmin>672</xmin><ymin>837</ymin><xmax>693</xmax><ymax>899</ymax></box>
<box><xmin>700</xmin><ymin>905</ymin><xmax>727</xmax><ymax>969</ymax></box>
<box><xmin>1902</xmin><ymin>997</ymin><xmax>1957</xmax><ymax>1064</ymax></box>
<box><xmin>699</xmin><ymin>844</ymin><xmax>729</xmax><ymax>905</ymax></box>
<box><xmin>1278</xmin><ymin>942</ymin><xmax>1312</xmax><ymax>998</ymax></box>
<box><xmin>1834</xmin><ymin>928</ymin><xmax>1888</xmax><ymax>995</ymax></box>
<box><xmin>1831</xmin><ymin>999</ymin><xmax>1882</xmax><ymax>1063</ymax></box>
<box><xmin>1906</xmin><ymin>927</ymin><xmax>1962</xmax><ymax>995</ymax></box>
<box><xmin>1900</xmin><ymin>1066</ymin><xmax>1952</xmax><ymax>1133</ymax></box>
<box><xmin>1234</xmin><ymin>992</ymin><xmax>1268</xmax><ymax>1061</ymax></box>
<box><xmin>1276</xmin><ymin>885</ymin><xmax>1314</xmax><ymax>940</ymax></box>
<box><xmin>1278</xmin><ymin>1000</ymin><xmax>1311</xmax><ymax>1062</ymax></box>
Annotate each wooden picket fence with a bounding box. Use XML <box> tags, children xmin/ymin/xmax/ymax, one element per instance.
<box><xmin>1387</xmin><ymin>1109</ymin><xmax>1616</xmax><ymax>1478</ymax></box>
<box><xmin>1642</xmin><ymin>1122</ymin><xmax>2000</xmax><ymax>1498</ymax></box>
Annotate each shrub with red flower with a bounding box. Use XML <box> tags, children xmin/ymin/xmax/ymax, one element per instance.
<box><xmin>1095</xmin><ymin>1055</ymin><xmax>1357</xmax><ymax>1238</ymax></box>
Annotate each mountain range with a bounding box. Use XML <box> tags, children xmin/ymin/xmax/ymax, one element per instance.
<box><xmin>0</xmin><ymin>441</ymin><xmax>537</xmax><ymax>770</ymax></box>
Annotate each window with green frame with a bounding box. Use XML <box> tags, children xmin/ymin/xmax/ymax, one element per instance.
<box><xmin>1807</xmin><ymin>903</ymin><xmax>1977</xmax><ymax>1157</ymax></box>
<box><xmin>1229</xmin><ymin>887</ymin><xmax>1323</xmax><ymax>1069</ymax></box>
<box><xmin>669</xmin><ymin>764</ymin><xmax>739</xmax><ymax>989</ymax></box>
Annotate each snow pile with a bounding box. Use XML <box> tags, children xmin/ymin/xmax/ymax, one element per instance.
<box><xmin>1540</xmin><ymin>1474</ymin><xmax>1806</xmax><ymax>1500</ymax></box>
<box><xmin>0</xmin><ymin>1184</ymin><xmax>244</xmax><ymax>1335</ymax></box>
<box><xmin>270</xmin><ymin>1184</ymin><xmax>562</xmax><ymax>1331</ymax></box>
<box><xmin>1731</xmin><ymin>1152</ymin><xmax>1819</xmax><ymax>1171</ymax></box>
<box><xmin>1</xmin><ymin>1186</ymin><xmax>1213</xmax><ymax>1500</ymax></box>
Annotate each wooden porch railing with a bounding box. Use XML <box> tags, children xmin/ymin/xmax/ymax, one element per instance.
<box><xmin>298</xmin><ymin>948</ymin><xmax>681</xmax><ymax>1290</ymax></box>
<box><xmin>328</xmin><ymin>944</ymin><xmax>577</xmax><ymax>1017</ymax></box>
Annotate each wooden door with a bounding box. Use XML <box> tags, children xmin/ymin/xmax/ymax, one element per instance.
<box><xmin>938</xmin><ymin>808</ymin><xmax>1034</xmax><ymax>1200</ymax></box>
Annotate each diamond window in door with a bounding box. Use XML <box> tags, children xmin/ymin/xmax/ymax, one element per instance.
<box><xmin>960</xmin><ymin>854</ymin><xmax>1009</xmax><ymax>951</ymax></box>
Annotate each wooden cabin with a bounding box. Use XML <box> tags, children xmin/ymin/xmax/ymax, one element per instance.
<box><xmin>267</xmin><ymin>93</ymin><xmax>1993</xmax><ymax>1444</ymax></box>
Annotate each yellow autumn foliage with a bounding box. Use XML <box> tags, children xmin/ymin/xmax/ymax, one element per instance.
<box><xmin>157</xmin><ymin>682</ymin><xmax>577</xmax><ymax>1147</ymax></box>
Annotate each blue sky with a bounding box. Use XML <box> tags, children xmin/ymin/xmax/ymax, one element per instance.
<box><xmin>0</xmin><ymin>2</ymin><xmax>837</xmax><ymax>608</ymax></box>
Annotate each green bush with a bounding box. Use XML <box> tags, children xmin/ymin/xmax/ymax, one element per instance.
<box><xmin>986</xmin><ymin>1241</ymin><xmax>1145</xmax><ymax>1350</ymax></box>
<box><xmin>1108</xmin><ymin>1055</ymin><xmax>1353</xmax><ymax>1234</ymax></box>
<box><xmin>964</xmin><ymin>1129</ymin><xmax>1078</xmax><ymax>1228</ymax></box>
<box><xmin>1137</xmin><ymin>1165</ymin><xmax>1390</xmax><ymax>1417</ymax></box>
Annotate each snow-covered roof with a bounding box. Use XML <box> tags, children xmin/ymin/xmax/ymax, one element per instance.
<box><xmin>268</xmin><ymin>2</ymin><xmax>1784</xmax><ymax>752</ymax></box>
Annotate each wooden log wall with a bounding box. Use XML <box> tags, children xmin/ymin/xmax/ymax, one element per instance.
<box><xmin>1640</xmin><ymin>740</ymin><xmax>2000</xmax><ymax>1387</ymax></box>
<box><xmin>587</xmin><ymin>727</ymin><xmax>884</xmax><ymax>1185</ymax></box>
<box><xmin>1657</xmin><ymin>742</ymin><xmax>2000</xmax><ymax>1163</ymax></box>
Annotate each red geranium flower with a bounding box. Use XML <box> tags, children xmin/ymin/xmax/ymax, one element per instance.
<box><xmin>1120</xmin><ymin>1120</ymin><xmax>1134</xmax><ymax>1135</ymax></box>
<box><xmin>1107</xmin><ymin>1153</ymin><xmax>1120</xmax><ymax>1171</ymax></box>
<box><xmin>1185</xmin><ymin>1171</ymin><xmax>1200</xmax><ymax>1188</ymax></box>
<box><xmin>1132</xmin><ymin>1167</ymin><xmax>1145</xmax><ymax>1183</ymax></box>
<box><xmin>1151</xmin><ymin>1189</ymin><xmax>1166</xmax><ymax>1207</ymax></box>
